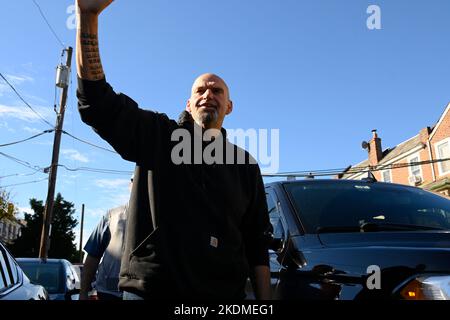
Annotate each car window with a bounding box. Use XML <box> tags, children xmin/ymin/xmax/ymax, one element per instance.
<box><xmin>0</xmin><ymin>266</ymin><xmax>5</xmax><ymax>290</ymax></box>
<box><xmin>19</xmin><ymin>262</ymin><xmax>64</xmax><ymax>294</ymax></box>
<box><xmin>0</xmin><ymin>246</ymin><xmax>12</xmax><ymax>288</ymax></box>
<box><xmin>285</xmin><ymin>181</ymin><xmax>450</xmax><ymax>233</ymax></box>
<box><xmin>6</xmin><ymin>254</ymin><xmax>19</xmax><ymax>285</ymax></box>
<box><xmin>0</xmin><ymin>247</ymin><xmax>8</xmax><ymax>290</ymax></box>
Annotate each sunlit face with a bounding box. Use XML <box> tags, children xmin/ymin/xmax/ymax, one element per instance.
<box><xmin>186</xmin><ymin>73</ymin><xmax>233</xmax><ymax>130</ymax></box>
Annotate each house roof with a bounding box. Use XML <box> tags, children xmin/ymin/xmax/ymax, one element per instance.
<box><xmin>340</xmin><ymin>102</ymin><xmax>449</xmax><ymax>180</ymax></box>
<box><xmin>378</xmin><ymin>134</ymin><xmax>423</xmax><ymax>164</ymax></box>
<box><xmin>430</xmin><ymin>102</ymin><xmax>450</xmax><ymax>140</ymax></box>
<box><xmin>341</xmin><ymin>134</ymin><xmax>424</xmax><ymax>179</ymax></box>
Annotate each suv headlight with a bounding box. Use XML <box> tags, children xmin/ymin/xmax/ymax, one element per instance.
<box><xmin>398</xmin><ymin>275</ymin><xmax>450</xmax><ymax>300</ymax></box>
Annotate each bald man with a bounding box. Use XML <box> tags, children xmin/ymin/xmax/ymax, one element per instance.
<box><xmin>76</xmin><ymin>0</ymin><xmax>271</xmax><ymax>300</ymax></box>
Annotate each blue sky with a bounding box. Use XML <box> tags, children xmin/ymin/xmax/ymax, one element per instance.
<box><xmin>1</xmin><ymin>0</ymin><xmax>449</xmax><ymax>251</ymax></box>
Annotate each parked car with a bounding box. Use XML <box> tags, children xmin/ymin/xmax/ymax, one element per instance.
<box><xmin>17</xmin><ymin>258</ymin><xmax>80</xmax><ymax>300</ymax></box>
<box><xmin>0</xmin><ymin>241</ymin><xmax>48</xmax><ymax>300</ymax></box>
<box><xmin>264</xmin><ymin>178</ymin><xmax>450</xmax><ymax>300</ymax></box>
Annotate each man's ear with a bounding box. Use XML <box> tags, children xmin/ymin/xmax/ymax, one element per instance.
<box><xmin>226</xmin><ymin>100</ymin><xmax>233</xmax><ymax>115</ymax></box>
<box><xmin>186</xmin><ymin>99</ymin><xmax>192</xmax><ymax>113</ymax></box>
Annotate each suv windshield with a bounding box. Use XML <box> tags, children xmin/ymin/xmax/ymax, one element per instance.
<box><xmin>284</xmin><ymin>181</ymin><xmax>450</xmax><ymax>234</ymax></box>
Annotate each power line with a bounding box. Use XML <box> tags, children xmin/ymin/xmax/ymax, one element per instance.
<box><xmin>58</xmin><ymin>164</ymin><xmax>132</xmax><ymax>175</ymax></box>
<box><xmin>0</xmin><ymin>130</ymin><xmax>54</xmax><ymax>147</ymax></box>
<box><xmin>0</xmin><ymin>150</ymin><xmax>128</xmax><ymax>179</ymax></box>
<box><xmin>263</xmin><ymin>158</ymin><xmax>450</xmax><ymax>178</ymax></box>
<box><xmin>341</xmin><ymin>158</ymin><xmax>450</xmax><ymax>176</ymax></box>
<box><xmin>1</xmin><ymin>149</ymin><xmax>448</xmax><ymax>179</ymax></box>
<box><xmin>62</xmin><ymin>130</ymin><xmax>118</xmax><ymax>154</ymax></box>
<box><xmin>0</xmin><ymin>151</ymin><xmax>45</xmax><ymax>173</ymax></box>
<box><xmin>0</xmin><ymin>171</ymin><xmax>41</xmax><ymax>179</ymax></box>
<box><xmin>31</xmin><ymin>0</ymin><xmax>65</xmax><ymax>48</ymax></box>
<box><xmin>0</xmin><ymin>177</ymin><xmax>48</xmax><ymax>189</ymax></box>
<box><xmin>0</xmin><ymin>73</ymin><xmax>54</xmax><ymax>128</ymax></box>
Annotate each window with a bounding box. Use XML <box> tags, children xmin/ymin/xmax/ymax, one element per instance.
<box><xmin>0</xmin><ymin>246</ymin><xmax>12</xmax><ymax>290</ymax></box>
<box><xmin>19</xmin><ymin>261</ymin><xmax>64</xmax><ymax>294</ymax></box>
<box><xmin>6</xmin><ymin>253</ymin><xmax>19</xmax><ymax>285</ymax></box>
<box><xmin>408</xmin><ymin>153</ymin><xmax>423</xmax><ymax>185</ymax></box>
<box><xmin>435</xmin><ymin>139</ymin><xmax>450</xmax><ymax>176</ymax></box>
<box><xmin>381</xmin><ymin>170</ymin><xmax>392</xmax><ymax>183</ymax></box>
<box><xmin>0</xmin><ymin>250</ymin><xmax>7</xmax><ymax>291</ymax></box>
<box><xmin>409</xmin><ymin>155</ymin><xmax>421</xmax><ymax>177</ymax></box>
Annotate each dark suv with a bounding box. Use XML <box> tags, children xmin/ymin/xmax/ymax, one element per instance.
<box><xmin>265</xmin><ymin>179</ymin><xmax>450</xmax><ymax>300</ymax></box>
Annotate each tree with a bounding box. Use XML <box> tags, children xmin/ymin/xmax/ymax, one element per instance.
<box><xmin>9</xmin><ymin>193</ymin><xmax>79</xmax><ymax>262</ymax></box>
<box><xmin>0</xmin><ymin>189</ymin><xmax>18</xmax><ymax>221</ymax></box>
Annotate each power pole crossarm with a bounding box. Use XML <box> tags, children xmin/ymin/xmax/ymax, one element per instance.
<box><xmin>39</xmin><ymin>47</ymin><xmax>73</xmax><ymax>259</ymax></box>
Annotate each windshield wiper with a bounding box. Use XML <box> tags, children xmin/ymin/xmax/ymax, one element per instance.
<box><xmin>316</xmin><ymin>222</ymin><xmax>447</xmax><ymax>234</ymax></box>
<box><xmin>316</xmin><ymin>226</ymin><xmax>361</xmax><ymax>233</ymax></box>
<box><xmin>361</xmin><ymin>222</ymin><xmax>446</xmax><ymax>231</ymax></box>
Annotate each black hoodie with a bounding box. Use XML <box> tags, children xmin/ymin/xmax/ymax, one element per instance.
<box><xmin>77</xmin><ymin>78</ymin><xmax>271</xmax><ymax>299</ymax></box>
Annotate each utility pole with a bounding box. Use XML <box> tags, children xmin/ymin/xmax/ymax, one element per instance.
<box><xmin>79</xmin><ymin>204</ymin><xmax>85</xmax><ymax>263</ymax></box>
<box><xmin>39</xmin><ymin>47</ymin><xmax>73</xmax><ymax>259</ymax></box>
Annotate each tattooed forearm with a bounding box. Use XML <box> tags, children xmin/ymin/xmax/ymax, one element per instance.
<box><xmin>80</xmin><ymin>32</ymin><xmax>103</xmax><ymax>80</ymax></box>
<box><xmin>76</xmin><ymin>14</ymin><xmax>105</xmax><ymax>80</ymax></box>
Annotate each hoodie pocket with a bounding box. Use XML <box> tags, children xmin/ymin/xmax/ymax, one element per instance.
<box><xmin>128</xmin><ymin>227</ymin><xmax>165</xmax><ymax>291</ymax></box>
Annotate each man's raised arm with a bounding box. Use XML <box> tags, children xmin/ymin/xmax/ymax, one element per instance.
<box><xmin>76</xmin><ymin>0</ymin><xmax>113</xmax><ymax>80</ymax></box>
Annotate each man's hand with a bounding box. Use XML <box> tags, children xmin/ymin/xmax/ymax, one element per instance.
<box><xmin>76</xmin><ymin>0</ymin><xmax>112</xmax><ymax>80</ymax></box>
<box><xmin>76</xmin><ymin>0</ymin><xmax>113</xmax><ymax>15</ymax></box>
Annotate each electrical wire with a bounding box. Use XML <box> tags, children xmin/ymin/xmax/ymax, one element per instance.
<box><xmin>0</xmin><ymin>171</ymin><xmax>41</xmax><ymax>180</ymax></box>
<box><xmin>62</xmin><ymin>130</ymin><xmax>118</xmax><ymax>154</ymax></box>
<box><xmin>58</xmin><ymin>164</ymin><xmax>132</xmax><ymax>175</ymax></box>
<box><xmin>0</xmin><ymin>130</ymin><xmax>54</xmax><ymax>147</ymax></box>
<box><xmin>263</xmin><ymin>158</ymin><xmax>450</xmax><ymax>178</ymax></box>
<box><xmin>0</xmin><ymin>73</ymin><xmax>54</xmax><ymax>128</ymax></box>
<box><xmin>0</xmin><ymin>177</ymin><xmax>48</xmax><ymax>189</ymax></box>
<box><xmin>0</xmin><ymin>149</ymin><xmax>448</xmax><ymax>180</ymax></box>
<box><xmin>31</xmin><ymin>0</ymin><xmax>65</xmax><ymax>48</ymax></box>
<box><xmin>0</xmin><ymin>151</ymin><xmax>45</xmax><ymax>173</ymax></box>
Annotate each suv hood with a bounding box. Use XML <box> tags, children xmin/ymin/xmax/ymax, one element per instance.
<box><xmin>296</xmin><ymin>231</ymin><xmax>450</xmax><ymax>274</ymax></box>
<box><xmin>317</xmin><ymin>230</ymin><xmax>450</xmax><ymax>248</ymax></box>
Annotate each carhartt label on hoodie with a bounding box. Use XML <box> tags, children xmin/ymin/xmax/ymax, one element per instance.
<box><xmin>210</xmin><ymin>236</ymin><xmax>218</xmax><ymax>248</ymax></box>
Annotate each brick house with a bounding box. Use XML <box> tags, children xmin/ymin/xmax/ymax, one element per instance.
<box><xmin>339</xmin><ymin>103</ymin><xmax>450</xmax><ymax>196</ymax></box>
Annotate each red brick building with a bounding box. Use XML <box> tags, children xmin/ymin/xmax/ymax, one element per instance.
<box><xmin>339</xmin><ymin>103</ymin><xmax>450</xmax><ymax>196</ymax></box>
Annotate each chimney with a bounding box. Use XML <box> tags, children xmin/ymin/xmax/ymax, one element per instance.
<box><xmin>369</xmin><ymin>129</ymin><xmax>383</xmax><ymax>166</ymax></box>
